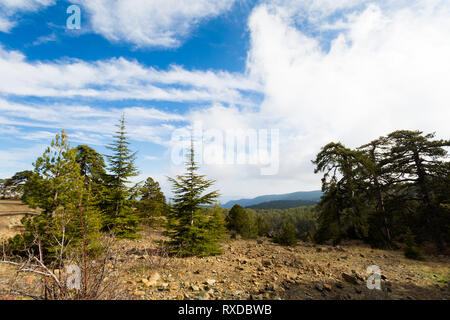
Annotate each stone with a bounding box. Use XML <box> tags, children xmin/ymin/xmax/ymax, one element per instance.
<box><xmin>265</xmin><ymin>284</ymin><xmax>276</xmax><ymax>291</ymax></box>
<box><xmin>233</xmin><ymin>290</ymin><xmax>243</xmax><ymax>297</ymax></box>
<box><xmin>134</xmin><ymin>290</ymin><xmax>145</xmax><ymax>297</ymax></box>
<box><xmin>262</xmin><ymin>259</ymin><xmax>272</xmax><ymax>267</ymax></box>
<box><xmin>323</xmin><ymin>283</ymin><xmax>332</xmax><ymax>291</ymax></box>
<box><xmin>257</xmin><ymin>239</ymin><xmax>264</xmax><ymax>244</ymax></box>
<box><xmin>315</xmin><ymin>283</ymin><xmax>324</xmax><ymax>292</ymax></box>
<box><xmin>342</xmin><ymin>273</ymin><xmax>359</xmax><ymax>285</ymax></box>
<box><xmin>158</xmin><ymin>283</ymin><xmax>169</xmax><ymax>291</ymax></box>
<box><xmin>128</xmin><ymin>280</ymin><xmax>137</xmax><ymax>286</ymax></box>
<box><xmin>148</xmin><ymin>272</ymin><xmax>161</xmax><ymax>286</ymax></box>
<box><xmin>205</xmin><ymin>279</ymin><xmax>216</xmax><ymax>286</ymax></box>
<box><xmin>195</xmin><ymin>292</ymin><xmax>210</xmax><ymax>300</ymax></box>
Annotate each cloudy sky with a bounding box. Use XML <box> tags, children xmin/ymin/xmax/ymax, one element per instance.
<box><xmin>0</xmin><ymin>0</ymin><xmax>449</xmax><ymax>202</ymax></box>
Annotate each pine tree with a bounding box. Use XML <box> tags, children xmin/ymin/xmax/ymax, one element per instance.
<box><xmin>386</xmin><ymin>130</ymin><xmax>450</xmax><ymax>246</ymax></box>
<box><xmin>10</xmin><ymin>131</ymin><xmax>101</xmax><ymax>261</ymax></box>
<box><xmin>104</xmin><ymin>115</ymin><xmax>140</xmax><ymax>238</ymax></box>
<box><xmin>136</xmin><ymin>177</ymin><xmax>167</xmax><ymax>226</ymax></box>
<box><xmin>75</xmin><ymin>145</ymin><xmax>107</xmax><ymax>253</ymax></box>
<box><xmin>166</xmin><ymin>140</ymin><xmax>223</xmax><ymax>257</ymax></box>
<box><xmin>312</xmin><ymin>142</ymin><xmax>368</xmax><ymax>243</ymax></box>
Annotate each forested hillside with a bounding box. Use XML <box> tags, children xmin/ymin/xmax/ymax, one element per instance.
<box><xmin>246</xmin><ymin>200</ymin><xmax>318</xmax><ymax>209</ymax></box>
<box><xmin>222</xmin><ymin>191</ymin><xmax>322</xmax><ymax>208</ymax></box>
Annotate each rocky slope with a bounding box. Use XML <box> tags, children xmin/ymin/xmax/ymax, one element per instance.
<box><xmin>0</xmin><ymin>200</ymin><xmax>449</xmax><ymax>300</ymax></box>
<box><xmin>117</xmin><ymin>229</ymin><xmax>449</xmax><ymax>300</ymax></box>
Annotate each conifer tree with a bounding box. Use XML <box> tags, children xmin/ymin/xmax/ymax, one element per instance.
<box><xmin>166</xmin><ymin>140</ymin><xmax>223</xmax><ymax>257</ymax></box>
<box><xmin>104</xmin><ymin>115</ymin><xmax>140</xmax><ymax>238</ymax></box>
<box><xmin>312</xmin><ymin>142</ymin><xmax>368</xmax><ymax>243</ymax></box>
<box><xmin>274</xmin><ymin>222</ymin><xmax>297</xmax><ymax>246</ymax></box>
<box><xmin>75</xmin><ymin>145</ymin><xmax>107</xmax><ymax>252</ymax></box>
<box><xmin>226</xmin><ymin>204</ymin><xmax>258</xmax><ymax>239</ymax></box>
<box><xmin>10</xmin><ymin>131</ymin><xmax>101</xmax><ymax>261</ymax></box>
<box><xmin>386</xmin><ymin>130</ymin><xmax>450</xmax><ymax>245</ymax></box>
<box><xmin>136</xmin><ymin>177</ymin><xmax>167</xmax><ymax>226</ymax></box>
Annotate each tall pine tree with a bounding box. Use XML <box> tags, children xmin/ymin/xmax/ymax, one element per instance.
<box><xmin>166</xmin><ymin>139</ymin><xmax>223</xmax><ymax>257</ymax></box>
<box><xmin>10</xmin><ymin>131</ymin><xmax>101</xmax><ymax>261</ymax></box>
<box><xmin>104</xmin><ymin>115</ymin><xmax>140</xmax><ymax>238</ymax></box>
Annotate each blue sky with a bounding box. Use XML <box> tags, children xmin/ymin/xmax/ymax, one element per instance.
<box><xmin>1</xmin><ymin>0</ymin><xmax>449</xmax><ymax>201</ymax></box>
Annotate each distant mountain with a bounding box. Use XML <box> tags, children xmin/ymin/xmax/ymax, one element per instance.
<box><xmin>222</xmin><ymin>190</ymin><xmax>322</xmax><ymax>209</ymax></box>
<box><xmin>246</xmin><ymin>199</ymin><xmax>317</xmax><ymax>209</ymax></box>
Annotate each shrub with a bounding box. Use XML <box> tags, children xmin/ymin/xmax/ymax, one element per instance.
<box><xmin>274</xmin><ymin>222</ymin><xmax>297</xmax><ymax>246</ymax></box>
<box><xmin>403</xmin><ymin>228</ymin><xmax>424</xmax><ymax>260</ymax></box>
<box><xmin>226</xmin><ymin>204</ymin><xmax>258</xmax><ymax>239</ymax></box>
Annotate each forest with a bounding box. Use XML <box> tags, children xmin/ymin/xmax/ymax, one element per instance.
<box><xmin>1</xmin><ymin>117</ymin><xmax>449</xmax><ymax>272</ymax></box>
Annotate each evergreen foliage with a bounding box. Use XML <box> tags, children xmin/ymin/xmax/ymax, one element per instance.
<box><xmin>165</xmin><ymin>140</ymin><xmax>223</xmax><ymax>257</ymax></box>
<box><xmin>9</xmin><ymin>131</ymin><xmax>102</xmax><ymax>261</ymax></box>
<box><xmin>274</xmin><ymin>222</ymin><xmax>297</xmax><ymax>246</ymax></box>
<box><xmin>103</xmin><ymin>115</ymin><xmax>140</xmax><ymax>239</ymax></box>
<box><xmin>136</xmin><ymin>177</ymin><xmax>168</xmax><ymax>226</ymax></box>
<box><xmin>313</xmin><ymin>130</ymin><xmax>450</xmax><ymax>250</ymax></box>
<box><xmin>226</xmin><ymin>204</ymin><xmax>258</xmax><ymax>239</ymax></box>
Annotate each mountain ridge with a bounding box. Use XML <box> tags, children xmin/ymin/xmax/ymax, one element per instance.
<box><xmin>221</xmin><ymin>190</ymin><xmax>322</xmax><ymax>209</ymax></box>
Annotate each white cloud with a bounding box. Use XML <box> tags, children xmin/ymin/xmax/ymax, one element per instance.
<box><xmin>0</xmin><ymin>0</ymin><xmax>55</xmax><ymax>32</ymax></box>
<box><xmin>1</xmin><ymin>0</ymin><xmax>449</xmax><ymax>199</ymax></box>
<box><xmin>174</xmin><ymin>0</ymin><xmax>450</xmax><ymax>198</ymax></box>
<box><xmin>0</xmin><ymin>99</ymin><xmax>186</xmax><ymax>146</ymax></box>
<box><xmin>70</xmin><ymin>0</ymin><xmax>236</xmax><ymax>48</ymax></box>
<box><xmin>0</xmin><ymin>45</ymin><xmax>260</xmax><ymax>104</ymax></box>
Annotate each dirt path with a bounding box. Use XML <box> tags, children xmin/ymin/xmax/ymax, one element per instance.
<box><xmin>0</xmin><ymin>200</ymin><xmax>39</xmax><ymax>241</ymax></box>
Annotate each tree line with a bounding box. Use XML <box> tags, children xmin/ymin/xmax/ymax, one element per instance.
<box><xmin>4</xmin><ymin>116</ymin><xmax>225</xmax><ymax>262</ymax></box>
<box><xmin>2</xmin><ymin>124</ymin><xmax>448</xmax><ymax>261</ymax></box>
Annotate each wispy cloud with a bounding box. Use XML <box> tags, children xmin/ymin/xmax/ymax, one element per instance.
<box><xmin>0</xmin><ymin>0</ymin><xmax>55</xmax><ymax>32</ymax></box>
<box><xmin>70</xmin><ymin>0</ymin><xmax>236</xmax><ymax>48</ymax></box>
<box><xmin>0</xmin><ymin>45</ymin><xmax>261</xmax><ymax>104</ymax></box>
<box><xmin>32</xmin><ymin>32</ymin><xmax>57</xmax><ymax>46</ymax></box>
<box><xmin>0</xmin><ymin>99</ymin><xmax>186</xmax><ymax>146</ymax></box>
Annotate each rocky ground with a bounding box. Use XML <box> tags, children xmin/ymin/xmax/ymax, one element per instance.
<box><xmin>0</xmin><ymin>200</ymin><xmax>449</xmax><ymax>300</ymax></box>
<box><xmin>114</xmin><ymin>229</ymin><xmax>450</xmax><ymax>300</ymax></box>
